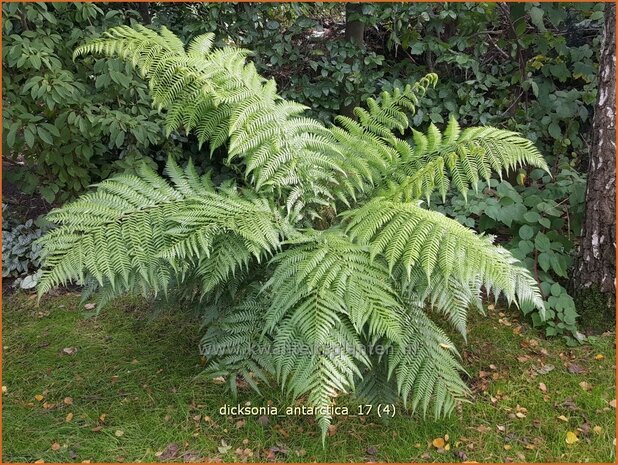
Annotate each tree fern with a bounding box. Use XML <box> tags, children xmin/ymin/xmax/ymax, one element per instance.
<box><xmin>37</xmin><ymin>25</ymin><xmax>550</xmax><ymax>441</ymax></box>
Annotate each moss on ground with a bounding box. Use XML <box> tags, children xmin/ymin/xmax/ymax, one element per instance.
<box><xmin>2</xmin><ymin>292</ymin><xmax>616</xmax><ymax>463</ymax></box>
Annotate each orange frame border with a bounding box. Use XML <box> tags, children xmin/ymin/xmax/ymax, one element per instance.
<box><xmin>0</xmin><ymin>1</ymin><xmax>615</xmax><ymax>464</ymax></box>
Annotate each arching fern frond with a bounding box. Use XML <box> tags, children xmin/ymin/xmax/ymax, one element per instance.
<box><xmin>74</xmin><ymin>25</ymin><xmax>342</xmax><ymax>212</ymax></box>
<box><xmin>388</xmin><ymin>306</ymin><xmax>470</xmax><ymax>417</ymax></box>
<box><xmin>343</xmin><ymin>198</ymin><xmax>545</xmax><ymax>313</ymax></box>
<box><xmin>381</xmin><ymin>117</ymin><xmax>550</xmax><ymax>202</ymax></box>
<box><xmin>37</xmin><ymin>157</ymin><xmax>284</xmax><ymax>306</ymax></box>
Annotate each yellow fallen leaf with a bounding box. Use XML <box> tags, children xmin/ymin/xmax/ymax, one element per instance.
<box><xmin>515</xmin><ymin>412</ymin><xmax>526</xmax><ymax>419</ymax></box>
<box><xmin>503</xmin><ymin>444</ymin><xmax>512</xmax><ymax>450</ymax></box>
<box><xmin>609</xmin><ymin>399</ymin><xmax>616</xmax><ymax>408</ymax></box>
<box><xmin>114</xmin><ymin>430</ymin><xmax>124</xmax><ymax>437</ymax></box>
<box><xmin>439</xmin><ymin>343</ymin><xmax>452</xmax><ymax>350</ymax></box>
<box><xmin>444</xmin><ymin>444</ymin><xmax>451</xmax><ymax>451</ymax></box>
<box><xmin>65</xmin><ymin>412</ymin><xmax>74</xmax><ymax>422</ymax></box>
<box><xmin>432</xmin><ymin>437</ymin><xmax>446</xmax><ymax>448</ymax></box>
<box><xmin>34</xmin><ymin>394</ymin><xmax>44</xmax><ymax>402</ymax></box>
<box><xmin>565</xmin><ymin>431</ymin><xmax>579</xmax><ymax>444</ymax></box>
<box><xmin>34</xmin><ymin>460</ymin><xmax>45</xmax><ymax>463</ymax></box>
<box><xmin>595</xmin><ymin>354</ymin><xmax>605</xmax><ymax>360</ymax></box>
<box><xmin>593</xmin><ymin>426</ymin><xmax>602</xmax><ymax>434</ymax></box>
<box><xmin>2</xmin><ymin>386</ymin><xmax>7</xmax><ymax>394</ymax></box>
<box><xmin>557</xmin><ymin>415</ymin><xmax>568</xmax><ymax>422</ymax></box>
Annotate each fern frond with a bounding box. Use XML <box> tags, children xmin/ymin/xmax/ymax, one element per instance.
<box><xmin>343</xmin><ymin>198</ymin><xmax>545</xmax><ymax>313</ymax></box>
<box><xmin>384</xmin><ymin>117</ymin><xmax>550</xmax><ymax>202</ymax></box>
<box><xmin>388</xmin><ymin>306</ymin><xmax>470</xmax><ymax>416</ymax></box>
<box><xmin>37</xmin><ymin>158</ymin><xmax>283</xmax><ymax>305</ymax></box>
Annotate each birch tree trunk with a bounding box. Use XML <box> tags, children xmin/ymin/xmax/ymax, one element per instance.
<box><xmin>571</xmin><ymin>3</ymin><xmax>616</xmax><ymax>315</ymax></box>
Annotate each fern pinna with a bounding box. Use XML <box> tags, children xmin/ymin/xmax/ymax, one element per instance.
<box><xmin>36</xmin><ymin>25</ymin><xmax>547</xmax><ymax>440</ymax></box>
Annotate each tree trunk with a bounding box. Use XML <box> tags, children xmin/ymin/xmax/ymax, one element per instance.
<box><xmin>134</xmin><ymin>2</ymin><xmax>151</xmax><ymax>25</ymax></box>
<box><xmin>344</xmin><ymin>3</ymin><xmax>365</xmax><ymax>45</ymax></box>
<box><xmin>339</xmin><ymin>3</ymin><xmax>365</xmax><ymax>118</ymax></box>
<box><xmin>571</xmin><ymin>3</ymin><xmax>616</xmax><ymax>317</ymax></box>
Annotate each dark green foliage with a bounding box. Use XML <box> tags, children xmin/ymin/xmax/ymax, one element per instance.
<box><xmin>2</xmin><ymin>3</ymin><xmax>168</xmax><ymax>203</ymax></box>
<box><xmin>2</xmin><ymin>204</ymin><xmax>48</xmax><ymax>288</ymax></box>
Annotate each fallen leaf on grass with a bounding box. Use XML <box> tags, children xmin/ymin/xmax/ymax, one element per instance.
<box><xmin>115</xmin><ymin>430</ymin><xmax>124</xmax><ymax>437</ymax></box>
<box><xmin>234</xmin><ymin>447</ymin><xmax>253</xmax><ymax>461</ymax></box>
<box><xmin>535</xmin><ymin>364</ymin><xmax>555</xmax><ymax>375</ymax></box>
<box><xmin>579</xmin><ymin>381</ymin><xmax>592</xmax><ymax>392</ymax></box>
<box><xmin>180</xmin><ymin>451</ymin><xmax>201</xmax><ymax>463</ymax></box>
<box><xmin>84</xmin><ymin>303</ymin><xmax>96</xmax><ymax>310</ymax></box>
<box><xmin>565</xmin><ymin>431</ymin><xmax>579</xmax><ymax>444</ymax></box>
<box><xmin>91</xmin><ymin>426</ymin><xmax>102</xmax><ymax>432</ymax></box>
<box><xmin>65</xmin><ymin>413</ymin><xmax>74</xmax><ymax>422</ymax></box>
<box><xmin>217</xmin><ymin>440</ymin><xmax>231</xmax><ymax>454</ymax></box>
<box><xmin>34</xmin><ymin>394</ymin><xmax>44</xmax><ymax>401</ymax></box>
<box><xmin>609</xmin><ymin>399</ymin><xmax>616</xmax><ymax>408</ymax></box>
<box><xmin>327</xmin><ymin>424</ymin><xmax>337</xmax><ymax>436</ymax></box>
<box><xmin>51</xmin><ymin>443</ymin><xmax>61</xmax><ymax>451</ymax></box>
<box><xmin>2</xmin><ymin>386</ymin><xmax>6</xmax><ymax>394</ymax></box>
<box><xmin>503</xmin><ymin>444</ymin><xmax>512</xmax><ymax>450</ymax></box>
<box><xmin>157</xmin><ymin>443</ymin><xmax>179</xmax><ymax>461</ymax></box>
<box><xmin>432</xmin><ymin>438</ymin><xmax>446</xmax><ymax>448</ymax></box>
<box><xmin>593</xmin><ymin>426</ymin><xmax>603</xmax><ymax>434</ymax></box>
<box><xmin>567</xmin><ymin>363</ymin><xmax>585</xmax><ymax>374</ymax></box>
<box><xmin>594</xmin><ymin>354</ymin><xmax>605</xmax><ymax>360</ymax></box>
<box><xmin>538</xmin><ymin>382</ymin><xmax>547</xmax><ymax>393</ymax></box>
<box><xmin>64</xmin><ymin>397</ymin><xmax>73</xmax><ymax>405</ymax></box>
<box><xmin>557</xmin><ymin>415</ymin><xmax>568</xmax><ymax>422</ymax></box>
<box><xmin>62</xmin><ymin>347</ymin><xmax>78</xmax><ymax>356</ymax></box>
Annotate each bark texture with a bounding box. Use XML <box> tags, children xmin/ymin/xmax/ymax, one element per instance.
<box><xmin>571</xmin><ymin>3</ymin><xmax>616</xmax><ymax>299</ymax></box>
<box><xmin>340</xmin><ymin>3</ymin><xmax>365</xmax><ymax>118</ymax></box>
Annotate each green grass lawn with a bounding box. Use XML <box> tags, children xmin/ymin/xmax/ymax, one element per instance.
<box><xmin>2</xmin><ymin>292</ymin><xmax>616</xmax><ymax>463</ymax></box>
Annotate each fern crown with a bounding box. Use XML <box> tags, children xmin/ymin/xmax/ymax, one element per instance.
<box><xmin>37</xmin><ymin>25</ymin><xmax>548</xmax><ymax>441</ymax></box>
